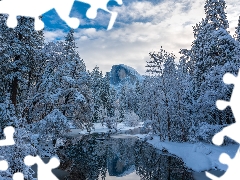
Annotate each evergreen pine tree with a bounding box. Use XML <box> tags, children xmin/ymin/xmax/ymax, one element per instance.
<box><xmin>191</xmin><ymin>0</ymin><xmax>238</xmax><ymax>89</ymax></box>
<box><xmin>144</xmin><ymin>47</ymin><xmax>178</xmax><ymax>141</ymax></box>
<box><xmin>175</xmin><ymin>0</ymin><xmax>239</xmax><ymax>127</ymax></box>
<box><xmin>204</xmin><ymin>0</ymin><xmax>228</xmax><ymax>29</ymax></box>
<box><xmin>29</xmin><ymin>30</ymin><xmax>93</xmax><ymax>131</ymax></box>
<box><xmin>90</xmin><ymin>66</ymin><xmax>104</xmax><ymax>122</ymax></box>
<box><xmin>0</xmin><ymin>16</ymin><xmax>44</xmax><ymax>107</ymax></box>
<box><xmin>234</xmin><ymin>16</ymin><xmax>240</xmax><ymax>42</ymax></box>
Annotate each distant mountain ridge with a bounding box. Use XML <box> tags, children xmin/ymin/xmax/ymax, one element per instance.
<box><xmin>109</xmin><ymin>64</ymin><xmax>143</xmax><ymax>87</ymax></box>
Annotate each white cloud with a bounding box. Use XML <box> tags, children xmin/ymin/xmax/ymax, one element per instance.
<box><xmin>44</xmin><ymin>30</ymin><xmax>66</xmax><ymax>42</ymax></box>
<box><xmin>225</xmin><ymin>0</ymin><xmax>240</xmax><ymax>36</ymax></box>
<box><xmin>73</xmin><ymin>0</ymin><xmax>206</xmax><ymax>74</ymax></box>
<box><xmin>44</xmin><ymin>0</ymin><xmax>240</xmax><ymax>75</ymax></box>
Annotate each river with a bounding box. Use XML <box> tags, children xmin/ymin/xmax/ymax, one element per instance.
<box><xmin>57</xmin><ymin>134</ymin><xmax>200</xmax><ymax>180</ymax></box>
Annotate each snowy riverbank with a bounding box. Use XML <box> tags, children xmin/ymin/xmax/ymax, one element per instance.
<box><xmin>68</xmin><ymin>123</ymin><xmax>239</xmax><ymax>174</ymax></box>
<box><xmin>77</xmin><ymin>122</ymin><xmax>145</xmax><ymax>135</ymax></box>
<box><xmin>135</xmin><ymin>135</ymin><xmax>239</xmax><ymax>173</ymax></box>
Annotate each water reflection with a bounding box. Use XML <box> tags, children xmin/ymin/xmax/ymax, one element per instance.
<box><xmin>59</xmin><ymin>135</ymin><xmax>194</xmax><ymax>180</ymax></box>
<box><xmin>135</xmin><ymin>141</ymin><xmax>194</xmax><ymax>180</ymax></box>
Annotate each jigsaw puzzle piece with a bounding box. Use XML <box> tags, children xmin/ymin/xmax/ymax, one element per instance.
<box><xmin>54</xmin><ymin>0</ymin><xmax>80</xmax><ymax>29</ymax></box>
<box><xmin>220</xmin><ymin>70</ymin><xmax>240</xmax><ymax>121</ymax></box>
<box><xmin>216</xmin><ymin>100</ymin><xmax>230</xmax><ymax>111</ymax></box>
<box><xmin>77</xmin><ymin>0</ymin><xmax>122</xmax><ymax>30</ymax></box>
<box><xmin>0</xmin><ymin>127</ymin><xmax>16</xmax><ymax>178</ymax></box>
<box><xmin>0</xmin><ymin>0</ymin><xmax>80</xmax><ymax>30</ymax></box>
<box><xmin>0</xmin><ymin>0</ymin><xmax>16</xmax><ymax>28</ymax></box>
<box><xmin>206</xmin><ymin>148</ymin><xmax>240</xmax><ymax>180</ymax></box>
<box><xmin>0</xmin><ymin>0</ymin><xmax>122</xmax><ymax>30</ymax></box>
<box><xmin>213</xmin><ymin>70</ymin><xmax>240</xmax><ymax>147</ymax></box>
<box><xmin>24</xmin><ymin>155</ymin><xmax>60</xmax><ymax>180</ymax></box>
<box><xmin>0</xmin><ymin>161</ymin><xmax>24</xmax><ymax>180</ymax></box>
<box><xmin>212</xmin><ymin>123</ymin><xmax>240</xmax><ymax>146</ymax></box>
<box><xmin>0</xmin><ymin>126</ymin><xmax>15</xmax><ymax>146</ymax></box>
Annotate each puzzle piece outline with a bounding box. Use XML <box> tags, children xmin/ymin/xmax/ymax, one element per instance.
<box><xmin>0</xmin><ymin>0</ymin><xmax>123</xmax><ymax>30</ymax></box>
<box><xmin>0</xmin><ymin>155</ymin><xmax>61</xmax><ymax>180</ymax></box>
<box><xmin>0</xmin><ymin>160</ymin><xmax>8</xmax><ymax>171</ymax></box>
<box><xmin>24</xmin><ymin>155</ymin><xmax>60</xmax><ymax>180</ymax></box>
<box><xmin>0</xmin><ymin>126</ymin><xmax>15</xmax><ymax>172</ymax></box>
<box><xmin>0</xmin><ymin>126</ymin><xmax>15</xmax><ymax>146</ymax></box>
<box><xmin>1</xmin><ymin>155</ymin><xmax>61</xmax><ymax>180</ymax></box>
<box><xmin>0</xmin><ymin>126</ymin><xmax>61</xmax><ymax>180</ymax></box>
<box><xmin>206</xmin><ymin>69</ymin><xmax>240</xmax><ymax>179</ymax></box>
<box><xmin>78</xmin><ymin>0</ymin><xmax>123</xmax><ymax>30</ymax></box>
<box><xmin>212</xmin><ymin>70</ymin><xmax>240</xmax><ymax>145</ymax></box>
<box><xmin>206</xmin><ymin>148</ymin><xmax>240</xmax><ymax>180</ymax></box>
<box><xmin>0</xmin><ymin>126</ymin><xmax>28</xmax><ymax>180</ymax></box>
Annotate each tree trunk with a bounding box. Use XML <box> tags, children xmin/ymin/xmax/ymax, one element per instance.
<box><xmin>11</xmin><ymin>54</ymin><xmax>21</xmax><ymax>106</ymax></box>
<box><xmin>11</xmin><ymin>77</ymin><xmax>18</xmax><ymax>106</ymax></box>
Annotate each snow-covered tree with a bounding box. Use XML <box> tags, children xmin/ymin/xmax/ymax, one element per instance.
<box><xmin>0</xmin><ymin>127</ymin><xmax>37</xmax><ymax>180</ymax></box>
<box><xmin>146</xmin><ymin>46</ymin><xmax>166</xmax><ymax>75</ymax></box>
<box><xmin>119</xmin><ymin>84</ymin><xmax>139</xmax><ymax>115</ymax></box>
<box><xmin>234</xmin><ymin>16</ymin><xmax>240</xmax><ymax>42</ymax></box>
<box><xmin>178</xmin><ymin>0</ymin><xmax>240</xmax><ymax>129</ymax></box>
<box><xmin>90</xmin><ymin>66</ymin><xmax>114</xmax><ymax>123</ymax></box>
<box><xmin>173</xmin><ymin>57</ymin><xmax>196</xmax><ymax>142</ymax></box>
<box><xmin>28</xmin><ymin>30</ymin><xmax>93</xmax><ymax>131</ymax></box>
<box><xmin>143</xmin><ymin>47</ymin><xmax>178</xmax><ymax>141</ymax></box>
<box><xmin>0</xmin><ymin>96</ymin><xmax>37</xmax><ymax>179</ymax></box>
<box><xmin>104</xmin><ymin>109</ymin><xmax>121</xmax><ymax>131</ymax></box>
<box><xmin>123</xmin><ymin>111</ymin><xmax>140</xmax><ymax>127</ymax></box>
<box><xmin>29</xmin><ymin>109</ymin><xmax>70</xmax><ymax>157</ymax></box>
<box><xmin>0</xmin><ymin>94</ymin><xmax>18</xmax><ymax>133</ymax></box>
<box><xmin>106</xmin><ymin>86</ymin><xmax>118</xmax><ymax>118</ymax></box>
<box><xmin>90</xmin><ymin>66</ymin><xmax>103</xmax><ymax>122</ymax></box>
<box><xmin>204</xmin><ymin>0</ymin><xmax>228</xmax><ymax>29</ymax></box>
<box><xmin>138</xmin><ymin>76</ymin><xmax>162</xmax><ymax>136</ymax></box>
<box><xmin>197</xmin><ymin>61</ymin><xmax>237</xmax><ymax>126</ymax></box>
<box><xmin>0</xmin><ymin>15</ymin><xmax>44</xmax><ymax>107</ymax></box>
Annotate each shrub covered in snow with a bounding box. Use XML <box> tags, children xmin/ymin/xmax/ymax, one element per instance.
<box><xmin>123</xmin><ymin>111</ymin><xmax>140</xmax><ymax>127</ymax></box>
<box><xmin>29</xmin><ymin>109</ymin><xmax>70</xmax><ymax>157</ymax></box>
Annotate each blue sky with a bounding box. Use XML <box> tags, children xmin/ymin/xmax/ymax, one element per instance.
<box><xmin>42</xmin><ymin>0</ymin><xmax>240</xmax><ymax>75</ymax></box>
<box><xmin>42</xmin><ymin>1</ymin><xmax>123</xmax><ymax>31</ymax></box>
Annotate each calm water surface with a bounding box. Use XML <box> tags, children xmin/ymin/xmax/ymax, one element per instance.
<box><xmin>59</xmin><ymin>135</ymin><xmax>196</xmax><ymax>180</ymax></box>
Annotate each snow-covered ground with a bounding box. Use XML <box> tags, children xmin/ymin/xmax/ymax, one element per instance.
<box><xmin>105</xmin><ymin>171</ymin><xmax>139</xmax><ymax>180</ymax></box>
<box><xmin>77</xmin><ymin>122</ymin><xmax>144</xmax><ymax>135</ymax></box>
<box><xmin>134</xmin><ymin>135</ymin><xmax>239</xmax><ymax>173</ymax></box>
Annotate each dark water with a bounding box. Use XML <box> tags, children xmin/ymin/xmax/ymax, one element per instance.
<box><xmin>58</xmin><ymin>135</ymin><xmax>195</xmax><ymax>180</ymax></box>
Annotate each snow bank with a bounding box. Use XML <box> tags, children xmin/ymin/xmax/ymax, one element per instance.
<box><xmin>117</xmin><ymin>165</ymin><xmax>135</xmax><ymax>177</ymax></box>
<box><xmin>140</xmin><ymin>135</ymin><xmax>239</xmax><ymax>172</ymax></box>
<box><xmin>78</xmin><ymin>122</ymin><xmax>144</xmax><ymax>135</ymax></box>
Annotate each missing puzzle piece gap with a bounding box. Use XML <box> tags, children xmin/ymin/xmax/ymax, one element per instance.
<box><xmin>0</xmin><ymin>160</ymin><xmax>8</xmax><ymax>171</ymax></box>
<box><xmin>0</xmin><ymin>126</ymin><xmax>15</xmax><ymax>146</ymax></box>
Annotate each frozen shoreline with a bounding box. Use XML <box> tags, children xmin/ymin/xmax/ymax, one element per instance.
<box><xmin>67</xmin><ymin>123</ymin><xmax>239</xmax><ymax>175</ymax></box>
<box><xmin>134</xmin><ymin>135</ymin><xmax>239</xmax><ymax>173</ymax></box>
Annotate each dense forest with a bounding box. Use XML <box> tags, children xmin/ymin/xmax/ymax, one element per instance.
<box><xmin>0</xmin><ymin>0</ymin><xmax>240</xmax><ymax>179</ymax></box>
